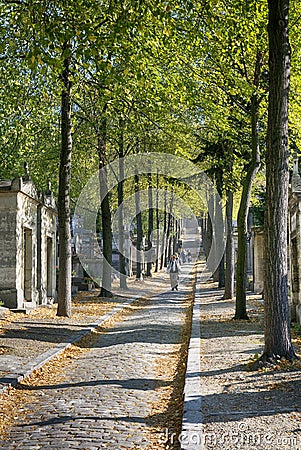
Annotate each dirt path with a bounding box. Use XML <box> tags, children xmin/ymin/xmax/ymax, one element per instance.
<box><xmin>198</xmin><ymin>282</ymin><xmax>301</xmax><ymax>450</ymax></box>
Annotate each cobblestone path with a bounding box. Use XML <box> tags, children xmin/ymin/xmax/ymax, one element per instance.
<box><xmin>1</xmin><ymin>273</ymin><xmax>193</xmax><ymax>450</ymax></box>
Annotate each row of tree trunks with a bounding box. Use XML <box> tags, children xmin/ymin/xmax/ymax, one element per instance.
<box><xmin>203</xmin><ymin>0</ymin><xmax>296</xmax><ymax>363</ymax></box>
<box><xmin>132</xmin><ymin>173</ymin><xmax>178</xmax><ymax>279</ymax></box>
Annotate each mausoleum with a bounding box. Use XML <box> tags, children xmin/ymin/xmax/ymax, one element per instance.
<box><xmin>252</xmin><ymin>226</ymin><xmax>264</xmax><ymax>294</ymax></box>
<box><xmin>0</xmin><ymin>165</ymin><xmax>57</xmax><ymax>310</ymax></box>
<box><xmin>289</xmin><ymin>158</ymin><xmax>301</xmax><ymax>324</ymax></box>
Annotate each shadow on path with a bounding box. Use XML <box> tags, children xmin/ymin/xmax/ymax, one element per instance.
<box><xmin>17</xmin><ymin>376</ymin><xmax>169</xmax><ymax>392</ymax></box>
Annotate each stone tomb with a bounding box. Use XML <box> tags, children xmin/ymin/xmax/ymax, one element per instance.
<box><xmin>252</xmin><ymin>226</ymin><xmax>264</xmax><ymax>295</ymax></box>
<box><xmin>0</xmin><ymin>170</ymin><xmax>57</xmax><ymax>310</ymax></box>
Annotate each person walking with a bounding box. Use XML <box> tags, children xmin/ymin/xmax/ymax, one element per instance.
<box><xmin>181</xmin><ymin>248</ymin><xmax>187</xmax><ymax>263</ymax></box>
<box><xmin>187</xmin><ymin>250</ymin><xmax>192</xmax><ymax>263</ymax></box>
<box><xmin>167</xmin><ymin>254</ymin><xmax>181</xmax><ymax>291</ymax></box>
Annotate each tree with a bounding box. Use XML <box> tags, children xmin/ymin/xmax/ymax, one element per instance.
<box><xmin>146</xmin><ymin>172</ymin><xmax>154</xmax><ymax>277</ymax></box>
<box><xmin>98</xmin><ymin>112</ymin><xmax>113</xmax><ymax>298</ymax></box>
<box><xmin>223</xmin><ymin>143</ymin><xmax>235</xmax><ymax>300</ymax></box>
<box><xmin>172</xmin><ymin>0</ymin><xmax>268</xmax><ymax>307</ymax></box>
<box><xmin>117</xmin><ymin>121</ymin><xmax>128</xmax><ymax>289</ymax></box>
<box><xmin>135</xmin><ymin>171</ymin><xmax>143</xmax><ymax>280</ymax></box>
<box><xmin>234</xmin><ymin>56</ymin><xmax>262</xmax><ymax>319</ymax></box>
<box><xmin>57</xmin><ymin>43</ymin><xmax>73</xmax><ymax>317</ymax></box>
<box><xmin>1</xmin><ymin>1</ymin><xmax>81</xmax><ymax>317</ymax></box>
<box><xmin>224</xmin><ymin>188</ymin><xmax>234</xmax><ymax>299</ymax></box>
<box><xmin>258</xmin><ymin>0</ymin><xmax>296</xmax><ymax>363</ymax></box>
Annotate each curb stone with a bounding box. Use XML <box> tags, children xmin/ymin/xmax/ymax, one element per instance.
<box><xmin>181</xmin><ymin>262</ymin><xmax>203</xmax><ymax>450</ymax></box>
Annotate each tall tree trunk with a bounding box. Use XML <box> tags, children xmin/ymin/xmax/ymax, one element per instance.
<box><xmin>173</xmin><ymin>219</ymin><xmax>179</xmax><ymax>254</ymax></box>
<box><xmin>234</xmin><ymin>52</ymin><xmax>262</xmax><ymax>320</ymax></box>
<box><xmin>165</xmin><ymin>195</ymin><xmax>174</xmax><ymax>264</ymax></box>
<box><xmin>164</xmin><ymin>213</ymin><xmax>171</xmax><ymax>265</ymax></box>
<box><xmin>205</xmin><ymin>211</ymin><xmax>213</xmax><ymax>267</ymax></box>
<box><xmin>260</xmin><ymin>0</ymin><xmax>296</xmax><ymax>362</ymax></box>
<box><xmin>135</xmin><ymin>172</ymin><xmax>143</xmax><ymax>280</ymax></box>
<box><xmin>215</xmin><ymin>168</ymin><xmax>225</xmax><ymax>288</ymax></box>
<box><xmin>57</xmin><ymin>47</ymin><xmax>72</xmax><ymax>318</ymax></box>
<box><xmin>118</xmin><ymin>156</ymin><xmax>127</xmax><ymax>289</ymax></box>
<box><xmin>146</xmin><ymin>173</ymin><xmax>153</xmax><ymax>277</ymax></box>
<box><xmin>200</xmin><ymin>215</ymin><xmax>206</xmax><ymax>254</ymax></box>
<box><xmin>224</xmin><ymin>189</ymin><xmax>234</xmax><ymax>299</ymax></box>
<box><xmin>234</xmin><ymin>130</ymin><xmax>260</xmax><ymax>318</ymax></box>
<box><xmin>167</xmin><ymin>214</ymin><xmax>173</xmax><ymax>261</ymax></box>
<box><xmin>160</xmin><ymin>190</ymin><xmax>168</xmax><ymax>270</ymax></box>
<box><xmin>155</xmin><ymin>170</ymin><xmax>160</xmax><ymax>272</ymax></box>
<box><xmin>117</xmin><ymin>122</ymin><xmax>127</xmax><ymax>289</ymax></box>
<box><xmin>98</xmin><ymin>115</ymin><xmax>113</xmax><ymax>298</ymax></box>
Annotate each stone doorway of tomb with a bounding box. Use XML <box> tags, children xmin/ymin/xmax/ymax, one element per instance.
<box><xmin>23</xmin><ymin>227</ymin><xmax>33</xmax><ymax>302</ymax></box>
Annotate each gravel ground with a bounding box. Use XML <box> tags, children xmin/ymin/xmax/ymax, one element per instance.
<box><xmin>198</xmin><ymin>282</ymin><xmax>301</xmax><ymax>450</ymax></box>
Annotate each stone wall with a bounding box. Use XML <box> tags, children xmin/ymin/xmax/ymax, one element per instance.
<box><xmin>0</xmin><ymin>193</ymin><xmax>18</xmax><ymax>305</ymax></box>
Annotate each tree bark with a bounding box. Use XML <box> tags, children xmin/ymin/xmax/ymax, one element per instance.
<box><xmin>117</xmin><ymin>122</ymin><xmax>127</xmax><ymax>289</ymax></box>
<box><xmin>164</xmin><ymin>214</ymin><xmax>171</xmax><ymax>265</ymax></box>
<box><xmin>98</xmin><ymin>115</ymin><xmax>113</xmax><ymax>298</ymax></box>
<box><xmin>135</xmin><ymin>172</ymin><xmax>143</xmax><ymax>279</ymax></box>
<box><xmin>200</xmin><ymin>216</ymin><xmax>206</xmax><ymax>253</ymax></box>
<box><xmin>160</xmin><ymin>190</ymin><xmax>168</xmax><ymax>270</ymax></box>
<box><xmin>224</xmin><ymin>189</ymin><xmax>234</xmax><ymax>299</ymax></box>
<box><xmin>118</xmin><ymin>155</ymin><xmax>127</xmax><ymax>289</ymax></box>
<box><xmin>57</xmin><ymin>46</ymin><xmax>72</xmax><ymax>318</ymax></box>
<box><xmin>261</xmin><ymin>0</ymin><xmax>296</xmax><ymax>362</ymax></box>
<box><xmin>165</xmin><ymin>195</ymin><xmax>174</xmax><ymax>264</ymax></box>
<box><xmin>215</xmin><ymin>168</ymin><xmax>225</xmax><ymax>288</ymax></box>
<box><xmin>234</xmin><ymin>138</ymin><xmax>260</xmax><ymax>318</ymax></box>
<box><xmin>205</xmin><ymin>210</ymin><xmax>213</xmax><ymax>268</ymax></box>
<box><xmin>167</xmin><ymin>214</ymin><xmax>173</xmax><ymax>261</ymax></box>
<box><xmin>155</xmin><ymin>170</ymin><xmax>160</xmax><ymax>272</ymax></box>
<box><xmin>146</xmin><ymin>173</ymin><xmax>153</xmax><ymax>277</ymax></box>
<box><xmin>172</xmin><ymin>217</ymin><xmax>176</xmax><ymax>257</ymax></box>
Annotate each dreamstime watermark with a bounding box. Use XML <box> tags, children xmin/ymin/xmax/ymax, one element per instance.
<box><xmin>161</xmin><ymin>424</ymin><xmax>299</xmax><ymax>448</ymax></box>
<box><xmin>74</xmin><ymin>153</ymin><xmax>226</xmax><ymax>295</ymax></box>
